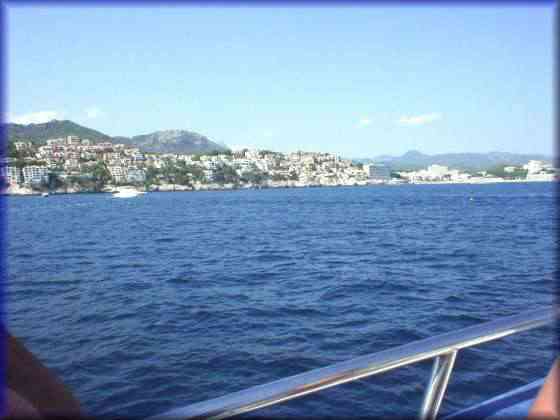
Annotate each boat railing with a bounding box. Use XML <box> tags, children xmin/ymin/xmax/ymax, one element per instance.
<box><xmin>149</xmin><ymin>307</ymin><xmax>558</xmax><ymax>420</ymax></box>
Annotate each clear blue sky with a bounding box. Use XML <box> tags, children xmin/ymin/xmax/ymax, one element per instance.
<box><xmin>7</xmin><ymin>5</ymin><xmax>555</xmax><ymax>157</ymax></box>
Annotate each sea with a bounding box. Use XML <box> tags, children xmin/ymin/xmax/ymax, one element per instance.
<box><xmin>5</xmin><ymin>182</ymin><xmax>557</xmax><ymax>419</ymax></box>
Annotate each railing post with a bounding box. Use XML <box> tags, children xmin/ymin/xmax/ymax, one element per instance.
<box><xmin>419</xmin><ymin>350</ymin><xmax>458</xmax><ymax>420</ymax></box>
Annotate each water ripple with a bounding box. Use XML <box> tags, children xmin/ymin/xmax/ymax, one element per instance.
<box><xmin>5</xmin><ymin>183</ymin><xmax>556</xmax><ymax>418</ymax></box>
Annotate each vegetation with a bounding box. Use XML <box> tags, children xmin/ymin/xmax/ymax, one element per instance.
<box><xmin>271</xmin><ymin>173</ymin><xmax>289</xmax><ymax>182</ymax></box>
<box><xmin>13</xmin><ymin>159</ymin><xmax>47</xmax><ymax>168</ymax></box>
<box><xmin>240</xmin><ymin>168</ymin><xmax>269</xmax><ymax>185</ymax></box>
<box><xmin>128</xmin><ymin>130</ymin><xmax>229</xmax><ymax>154</ymax></box>
<box><xmin>47</xmin><ymin>173</ymin><xmax>65</xmax><ymax>191</ymax></box>
<box><xmin>144</xmin><ymin>167</ymin><xmax>160</xmax><ymax>188</ymax></box>
<box><xmin>204</xmin><ymin>150</ymin><xmax>232</xmax><ymax>157</ymax></box>
<box><xmin>20</xmin><ymin>162</ymin><xmax>113</xmax><ymax>192</ymax></box>
<box><xmin>29</xmin><ymin>180</ymin><xmax>49</xmax><ymax>192</ymax></box>
<box><xmin>8</xmin><ymin>141</ymin><xmax>36</xmax><ymax>160</ymax></box>
<box><xmin>213</xmin><ymin>165</ymin><xmax>240</xmax><ymax>184</ymax></box>
<box><xmin>8</xmin><ymin>120</ymin><xmax>112</xmax><ymax>144</ymax></box>
<box><xmin>91</xmin><ymin>162</ymin><xmax>111</xmax><ymax>191</ymax></box>
<box><xmin>144</xmin><ymin>160</ymin><xmax>206</xmax><ymax>188</ymax></box>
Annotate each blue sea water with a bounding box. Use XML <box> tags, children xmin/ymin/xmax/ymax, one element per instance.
<box><xmin>5</xmin><ymin>183</ymin><xmax>557</xmax><ymax>418</ymax></box>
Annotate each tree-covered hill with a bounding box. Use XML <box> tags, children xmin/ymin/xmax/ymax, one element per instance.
<box><xmin>6</xmin><ymin>120</ymin><xmax>229</xmax><ymax>154</ymax></box>
<box><xmin>7</xmin><ymin>120</ymin><xmax>112</xmax><ymax>144</ymax></box>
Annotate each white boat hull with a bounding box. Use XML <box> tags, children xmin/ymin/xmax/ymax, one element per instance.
<box><xmin>112</xmin><ymin>189</ymin><xmax>146</xmax><ymax>198</ymax></box>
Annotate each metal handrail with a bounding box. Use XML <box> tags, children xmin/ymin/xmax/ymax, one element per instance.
<box><xmin>149</xmin><ymin>307</ymin><xmax>558</xmax><ymax>420</ymax></box>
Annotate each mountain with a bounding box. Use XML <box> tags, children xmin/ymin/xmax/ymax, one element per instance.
<box><xmin>355</xmin><ymin>150</ymin><xmax>553</xmax><ymax>171</ymax></box>
<box><xmin>122</xmin><ymin>130</ymin><xmax>228</xmax><ymax>154</ymax></box>
<box><xmin>6</xmin><ymin>120</ymin><xmax>229</xmax><ymax>154</ymax></box>
<box><xmin>7</xmin><ymin>120</ymin><xmax>112</xmax><ymax>144</ymax></box>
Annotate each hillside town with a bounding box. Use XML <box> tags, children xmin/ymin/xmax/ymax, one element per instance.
<box><xmin>1</xmin><ymin>135</ymin><xmax>557</xmax><ymax>195</ymax></box>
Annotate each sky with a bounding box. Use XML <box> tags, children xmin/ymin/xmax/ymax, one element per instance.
<box><xmin>6</xmin><ymin>4</ymin><xmax>555</xmax><ymax>157</ymax></box>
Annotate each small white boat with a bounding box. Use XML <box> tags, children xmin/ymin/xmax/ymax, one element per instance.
<box><xmin>112</xmin><ymin>187</ymin><xmax>146</xmax><ymax>198</ymax></box>
<box><xmin>42</xmin><ymin>192</ymin><xmax>49</xmax><ymax>197</ymax></box>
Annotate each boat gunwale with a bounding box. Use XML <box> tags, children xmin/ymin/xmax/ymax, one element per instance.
<box><xmin>149</xmin><ymin>307</ymin><xmax>557</xmax><ymax>420</ymax></box>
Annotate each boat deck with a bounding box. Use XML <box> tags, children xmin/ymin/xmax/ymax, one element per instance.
<box><xmin>445</xmin><ymin>379</ymin><xmax>543</xmax><ymax>419</ymax></box>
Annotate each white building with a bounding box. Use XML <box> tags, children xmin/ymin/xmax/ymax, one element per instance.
<box><xmin>97</xmin><ymin>142</ymin><xmax>114</xmax><ymax>151</ymax></box>
<box><xmin>0</xmin><ymin>166</ymin><xmax>23</xmax><ymax>185</ymax></box>
<box><xmin>255</xmin><ymin>160</ymin><xmax>269</xmax><ymax>172</ymax></box>
<box><xmin>204</xmin><ymin>169</ymin><xmax>215</xmax><ymax>182</ymax></box>
<box><xmin>80</xmin><ymin>151</ymin><xmax>97</xmax><ymax>161</ymax></box>
<box><xmin>64</xmin><ymin>159</ymin><xmax>80</xmax><ymax>170</ymax></box>
<box><xmin>449</xmin><ymin>171</ymin><xmax>471</xmax><ymax>182</ymax></box>
<box><xmin>205</xmin><ymin>160</ymin><xmax>222</xmax><ymax>170</ymax></box>
<box><xmin>103</xmin><ymin>152</ymin><xmax>121</xmax><ymax>161</ymax></box>
<box><xmin>22</xmin><ymin>166</ymin><xmax>49</xmax><ymax>184</ymax></box>
<box><xmin>426</xmin><ymin>165</ymin><xmax>449</xmax><ymax>179</ymax></box>
<box><xmin>14</xmin><ymin>141</ymin><xmax>32</xmax><ymax>151</ymax></box>
<box><xmin>47</xmin><ymin>138</ymin><xmax>66</xmax><ymax>146</ymax></box>
<box><xmin>504</xmin><ymin>166</ymin><xmax>518</xmax><ymax>173</ymax></box>
<box><xmin>245</xmin><ymin>149</ymin><xmax>261</xmax><ymax>160</ymax></box>
<box><xmin>109</xmin><ymin>166</ymin><xmax>126</xmax><ymax>183</ymax></box>
<box><xmin>527</xmin><ymin>172</ymin><xmax>556</xmax><ymax>182</ymax></box>
<box><xmin>523</xmin><ymin>160</ymin><xmax>550</xmax><ymax>175</ymax></box>
<box><xmin>66</xmin><ymin>135</ymin><xmax>81</xmax><ymax>146</ymax></box>
<box><xmin>132</xmin><ymin>152</ymin><xmax>146</xmax><ymax>162</ymax></box>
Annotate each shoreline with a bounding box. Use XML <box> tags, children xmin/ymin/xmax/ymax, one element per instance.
<box><xmin>1</xmin><ymin>178</ymin><xmax>555</xmax><ymax>197</ymax></box>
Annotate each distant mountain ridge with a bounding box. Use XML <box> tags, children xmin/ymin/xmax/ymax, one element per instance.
<box><xmin>7</xmin><ymin>120</ymin><xmax>551</xmax><ymax>166</ymax></box>
<box><xmin>6</xmin><ymin>120</ymin><xmax>229</xmax><ymax>155</ymax></box>
<box><xmin>354</xmin><ymin>150</ymin><xmax>554</xmax><ymax>171</ymax></box>
<box><xmin>121</xmin><ymin>129</ymin><xmax>228</xmax><ymax>154</ymax></box>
